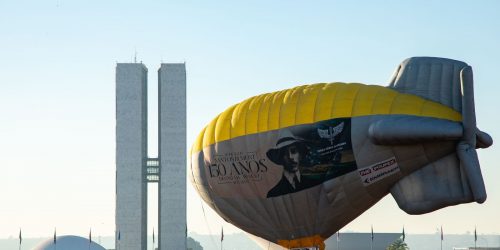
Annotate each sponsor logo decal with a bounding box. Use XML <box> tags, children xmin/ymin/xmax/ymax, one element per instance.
<box><xmin>359</xmin><ymin>157</ymin><xmax>399</xmax><ymax>186</ymax></box>
<box><xmin>317</xmin><ymin>122</ymin><xmax>344</xmax><ymax>145</ymax></box>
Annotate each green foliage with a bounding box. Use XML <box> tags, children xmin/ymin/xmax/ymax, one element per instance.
<box><xmin>386</xmin><ymin>237</ymin><xmax>409</xmax><ymax>250</ymax></box>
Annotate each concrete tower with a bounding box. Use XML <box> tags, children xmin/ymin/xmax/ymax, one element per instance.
<box><xmin>116</xmin><ymin>63</ymin><xmax>186</xmax><ymax>250</ymax></box>
<box><xmin>116</xmin><ymin>63</ymin><xmax>148</xmax><ymax>250</ymax></box>
<box><xmin>158</xmin><ymin>64</ymin><xmax>187</xmax><ymax>250</ymax></box>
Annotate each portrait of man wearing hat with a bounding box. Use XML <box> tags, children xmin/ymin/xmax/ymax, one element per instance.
<box><xmin>266</xmin><ymin>129</ymin><xmax>321</xmax><ymax>198</ymax></box>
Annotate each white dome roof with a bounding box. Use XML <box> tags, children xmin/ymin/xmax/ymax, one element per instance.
<box><xmin>31</xmin><ymin>235</ymin><xmax>106</xmax><ymax>250</ymax></box>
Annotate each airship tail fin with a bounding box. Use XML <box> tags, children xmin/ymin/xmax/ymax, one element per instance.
<box><xmin>388</xmin><ymin>57</ymin><xmax>492</xmax><ymax>149</ymax></box>
<box><xmin>390</xmin><ymin>154</ymin><xmax>474</xmax><ymax>214</ymax></box>
<box><xmin>389</xmin><ymin>56</ymin><xmax>466</xmax><ymax>113</ymax></box>
<box><xmin>387</xmin><ymin>57</ymin><xmax>492</xmax><ymax>212</ymax></box>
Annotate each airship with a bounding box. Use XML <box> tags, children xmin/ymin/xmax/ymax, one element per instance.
<box><xmin>189</xmin><ymin>57</ymin><xmax>492</xmax><ymax>250</ymax></box>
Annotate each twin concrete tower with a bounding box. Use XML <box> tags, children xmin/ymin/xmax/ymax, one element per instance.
<box><xmin>116</xmin><ymin>63</ymin><xmax>186</xmax><ymax>250</ymax></box>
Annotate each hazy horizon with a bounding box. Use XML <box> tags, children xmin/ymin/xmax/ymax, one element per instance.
<box><xmin>2</xmin><ymin>232</ymin><xmax>498</xmax><ymax>250</ymax></box>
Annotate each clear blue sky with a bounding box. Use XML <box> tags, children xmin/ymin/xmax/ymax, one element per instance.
<box><xmin>1</xmin><ymin>0</ymin><xmax>499</xmax><ymax>240</ymax></box>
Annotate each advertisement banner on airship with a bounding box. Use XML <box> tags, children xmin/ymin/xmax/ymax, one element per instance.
<box><xmin>200</xmin><ymin>118</ymin><xmax>358</xmax><ymax>198</ymax></box>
